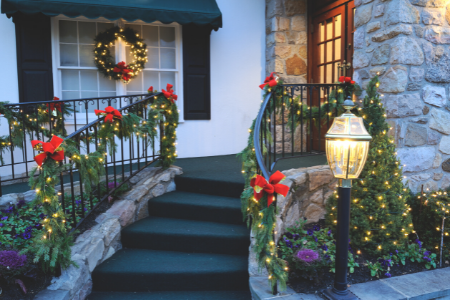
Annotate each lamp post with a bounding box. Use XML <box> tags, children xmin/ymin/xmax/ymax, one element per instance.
<box><xmin>323</xmin><ymin>96</ymin><xmax>372</xmax><ymax>300</ymax></box>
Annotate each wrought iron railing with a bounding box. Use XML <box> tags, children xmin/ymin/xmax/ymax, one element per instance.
<box><xmin>253</xmin><ymin>83</ymin><xmax>340</xmax><ymax>178</ymax></box>
<box><xmin>0</xmin><ymin>93</ymin><xmax>165</xmax><ymax>231</ymax></box>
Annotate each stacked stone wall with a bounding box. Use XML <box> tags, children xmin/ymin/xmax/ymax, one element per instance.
<box><xmin>353</xmin><ymin>0</ymin><xmax>450</xmax><ymax>191</ymax></box>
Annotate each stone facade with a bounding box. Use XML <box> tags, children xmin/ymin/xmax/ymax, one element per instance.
<box><xmin>36</xmin><ymin>166</ymin><xmax>182</xmax><ymax>300</ymax></box>
<box><xmin>353</xmin><ymin>0</ymin><xmax>450</xmax><ymax>191</ymax></box>
<box><xmin>249</xmin><ymin>165</ymin><xmax>337</xmax><ymax>276</ymax></box>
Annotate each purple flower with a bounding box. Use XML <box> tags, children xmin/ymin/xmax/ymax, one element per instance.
<box><xmin>395</xmin><ymin>250</ymin><xmax>399</xmax><ymax>254</ymax></box>
<box><xmin>307</xmin><ymin>229</ymin><xmax>314</xmax><ymax>236</ymax></box>
<box><xmin>1</xmin><ymin>216</ymin><xmax>8</xmax><ymax>221</ymax></box>
<box><xmin>327</xmin><ymin>230</ymin><xmax>332</xmax><ymax>236</ymax></box>
<box><xmin>384</xmin><ymin>272</ymin><xmax>391</xmax><ymax>278</ymax></box>
<box><xmin>424</xmin><ymin>256</ymin><xmax>431</xmax><ymax>262</ymax></box>
<box><xmin>296</xmin><ymin>249</ymin><xmax>319</xmax><ymax>263</ymax></box>
<box><xmin>313</xmin><ymin>225</ymin><xmax>320</xmax><ymax>231</ymax></box>
<box><xmin>0</xmin><ymin>223</ymin><xmax>3</xmax><ymax>227</ymax></box>
<box><xmin>0</xmin><ymin>251</ymin><xmax>27</xmax><ymax>270</ymax></box>
<box><xmin>320</xmin><ymin>244</ymin><xmax>328</xmax><ymax>251</ymax></box>
<box><xmin>314</xmin><ymin>236</ymin><xmax>318</xmax><ymax>242</ymax></box>
<box><xmin>424</xmin><ymin>251</ymin><xmax>431</xmax><ymax>256</ymax></box>
<box><xmin>284</xmin><ymin>237</ymin><xmax>293</xmax><ymax>248</ymax></box>
<box><xmin>293</xmin><ymin>234</ymin><xmax>300</xmax><ymax>241</ymax></box>
<box><xmin>415</xmin><ymin>239</ymin><xmax>423</xmax><ymax>248</ymax></box>
<box><xmin>285</xmin><ymin>232</ymin><xmax>293</xmax><ymax>239</ymax></box>
<box><xmin>108</xmin><ymin>182</ymin><xmax>118</xmax><ymax>189</ymax></box>
<box><xmin>39</xmin><ymin>213</ymin><xmax>45</xmax><ymax>219</ymax></box>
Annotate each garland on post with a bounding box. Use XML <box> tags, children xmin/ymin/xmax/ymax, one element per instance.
<box><xmin>238</xmin><ymin>73</ymin><xmax>353</xmax><ymax>291</ymax></box>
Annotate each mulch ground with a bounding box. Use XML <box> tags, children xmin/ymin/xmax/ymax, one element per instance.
<box><xmin>0</xmin><ymin>268</ymin><xmax>53</xmax><ymax>299</ymax></box>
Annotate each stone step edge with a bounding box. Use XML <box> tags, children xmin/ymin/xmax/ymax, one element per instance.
<box><xmin>250</xmin><ymin>266</ymin><xmax>450</xmax><ymax>300</ymax></box>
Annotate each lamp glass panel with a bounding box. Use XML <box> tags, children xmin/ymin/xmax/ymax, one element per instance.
<box><xmin>328</xmin><ymin>117</ymin><xmax>348</xmax><ymax>135</ymax></box>
<box><xmin>326</xmin><ymin>140</ymin><xmax>370</xmax><ymax>179</ymax></box>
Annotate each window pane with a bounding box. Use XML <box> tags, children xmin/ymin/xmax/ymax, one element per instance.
<box><xmin>319</xmin><ymin>66</ymin><xmax>324</xmax><ymax>83</ymax></box>
<box><xmin>326</xmin><ymin>42</ymin><xmax>333</xmax><ymax>63</ymax></box>
<box><xmin>319</xmin><ymin>44</ymin><xmax>324</xmax><ymax>64</ymax></box>
<box><xmin>60</xmin><ymin>20</ymin><xmax>77</xmax><ymax>43</ymax></box>
<box><xmin>161</xmin><ymin>72</ymin><xmax>175</xmax><ymax>91</ymax></box>
<box><xmin>326</xmin><ymin>64</ymin><xmax>332</xmax><ymax>83</ymax></box>
<box><xmin>127</xmin><ymin>72</ymin><xmax>143</xmax><ymax>92</ymax></box>
<box><xmin>326</xmin><ymin>18</ymin><xmax>333</xmax><ymax>40</ymax></box>
<box><xmin>161</xmin><ymin>48</ymin><xmax>176</xmax><ymax>69</ymax></box>
<box><xmin>125</xmin><ymin>46</ymin><xmax>134</xmax><ymax>64</ymax></box>
<box><xmin>80</xmin><ymin>70</ymin><xmax>98</xmax><ymax>91</ymax></box>
<box><xmin>97</xmin><ymin>22</ymin><xmax>114</xmax><ymax>33</ymax></box>
<box><xmin>335</xmin><ymin>38</ymin><xmax>341</xmax><ymax>60</ymax></box>
<box><xmin>81</xmin><ymin>91</ymin><xmax>98</xmax><ymax>98</ymax></box>
<box><xmin>320</xmin><ymin>22</ymin><xmax>324</xmax><ymax>42</ymax></box>
<box><xmin>143</xmin><ymin>26</ymin><xmax>159</xmax><ymax>47</ymax></box>
<box><xmin>62</xmin><ymin>91</ymin><xmax>79</xmax><ymax>100</ymax></box>
<box><xmin>100</xmin><ymin>91</ymin><xmax>116</xmax><ymax>97</ymax></box>
<box><xmin>79</xmin><ymin>45</ymin><xmax>95</xmax><ymax>67</ymax></box>
<box><xmin>335</xmin><ymin>15</ymin><xmax>341</xmax><ymax>37</ymax></box>
<box><xmin>99</xmin><ymin>74</ymin><xmax>116</xmax><ymax>91</ymax></box>
<box><xmin>60</xmin><ymin>44</ymin><xmax>78</xmax><ymax>66</ymax></box>
<box><xmin>147</xmin><ymin>48</ymin><xmax>159</xmax><ymax>68</ymax></box>
<box><xmin>79</xmin><ymin>22</ymin><xmax>96</xmax><ymax>44</ymax></box>
<box><xmin>61</xmin><ymin>69</ymin><xmax>79</xmax><ymax>90</ymax></box>
<box><xmin>160</xmin><ymin>27</ymin><xmax>175</xmax><ymax>47</ymax></box>
<box><xmin>143</xmin><ymin>71</ymin><xmax>159</xmax><ymax>91</ymax></box>
<box><xmin>127</xmin><ymin>24</ymin><xmax>142</xmax><ymax>36</ymax></box>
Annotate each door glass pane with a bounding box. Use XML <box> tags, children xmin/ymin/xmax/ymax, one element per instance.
<box><xmin>147</xmin><ymin>48</ymin><xmax>159</xmax><ymax>68</ymax></box>
<box><xmin>97</xmin><ymin>22</ymin><xmax>114</xmax><ymax>33</ymax></box>
<box><xmin>99</xmin><ymin>74</ymin><xmax>116</xmax><ymax>91</ymax></box>
<box><xmin>320</xmin><ymin>44</ymin><xmax>324</xmax><ymax>64</ymax></box>
<box><xmin>127</xmin><ymin>72</ymin><xmax>143</xmax><ymax>92</ymax></box>
<box><xmin>60</xmin><ymin>44</ymin><xmax>78</xmax><ymax>66</ymax></box>
<box><xmin>320</xmin><ymin>22</ymin><xmax>324</xmax><ymax>42</ymax></box>
<box><xmin>326</xmin><ymin>18</ymin><xmax>333</xmax><ymax>40</ymax></box>
<box><xmin>161</xmin><ymin>72</ymin><xmax>175</xmax><ymax>90</ymax></box>
<box><xmin>326</xmin><ymin>64</ymin><xmax>332</xmax><ymax>83</ymax></box>
<box><xmin>62</xmin><ymin>91</ymin><xmax>79</xmax><ymax>100</ymax></box>
<box><xmin>79</xmin><ymin>45</ymin><xmax>95</xmax><ymax>67</ymax></box>
<box><xmin>79</xmin><ymin>22</ymin><xmax>96</xmax><ymax>44</ymax></box>
<box><xmin>334</xmin><ymin>63</ymin><xmax>340</xmax><ymax>82</ymax></box>
<box><xmin>161</xmin><ymin>48</ymin><xmax>176</xmax><ymax>69</ymax></box>
<box><xmin>80</xmin><ymin>70</ymin><xmax>98</xmax><ymax>91</ymax></box>
<box><xmin>61</xmin><ymin>70</ymin><xmax>79</xmax><ymax>90</ymax></box>
<box><xmin>143</xmin><ymin>26</ymin><xmax>159</xmax><ymax>47</ymax></box>
<box><xmin>160</xmin><ymin>27</ymin><xmax>175</xmax><ymax>47</ymax></box>
<box><xmin>59</xmin><ymin>20</ymin><xmax>77</xmax><ymax>43</ymax></box>
<box><xmin>335</xmin><ymin>15</ymin><xmax>341</xmax><ymax>37</ymax></box>
<box><xmin>335</xmin><ymin>38</ymin><xmax>341</xmax><ymax>60</ymax></box>
<box><xmin>144</xmin><ymin>71</ymin><xmax>159</xmax><ymax>90</ymax></box>
<box><xmin>127</xmin><ymin>24</ymin><xmax>142</xmax><ymax>36</ymax></box>
<box><xmin>319</xmin><ymin>66</ymin><xmax>324</xmax><ymax>83</ymax></box>
<box><xmin>326</xmin><ymin>42</ymin><xmax>333</xmax><ymax>62</ymax></box>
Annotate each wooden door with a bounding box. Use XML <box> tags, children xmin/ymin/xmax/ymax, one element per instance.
<box><xmin>309</xmin><ymin>0</ymin><xmax>355</xmax><ymax>151</ymax></box>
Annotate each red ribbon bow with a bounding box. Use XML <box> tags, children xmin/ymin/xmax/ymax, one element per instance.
<box><xmin>47</xmin><ymin>97</ymin><xmax>63</xmax><ymax>113</ymax></box>
<box><xmin>259</xmin><ymin>72</ymin><xmax>278</xmax><ymax>90</ymax></box>
<box><xmin>250</xmin><ymin>170</ymin><xmax>289</xmax><ymax>207</ymax></box>
<box><xmin>162</xmin><ymin>83</ymin><xmax>178</xmax><ymax>104</ymax></box>
<box><xmin>113</xmin><ymin>61</ymin><xmax>132</xmax><ymax>82</ymax></box>
<box><xmin>94</xmin><ymin>106</ymin><xmax>122</xmax><ymax>123</ymax></box>
<box><xmin>338</xmin><ymin>76</ymin><xmax>355</xmax><ymax>84</ymax></box>
<box><xmin>148</xmin><ymin>86</ymin><xmax>154</xmax><ymax>93</ymax></box>
<box><xmin>31</xmin><ymin>136</ymin><xmax>65</xmax><ymax>167</ymax></box>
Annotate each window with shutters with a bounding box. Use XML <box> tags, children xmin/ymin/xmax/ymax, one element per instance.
<box><xmin>51</xmin><ymin>17</ymin><xmax>183</xmax><ymax>117</ymax></box>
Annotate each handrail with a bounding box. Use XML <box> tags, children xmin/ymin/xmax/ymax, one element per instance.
<box><xmin>253</xmin><ymin>91</ymin><xmax>273</xmax><ymax>180</ymax></box>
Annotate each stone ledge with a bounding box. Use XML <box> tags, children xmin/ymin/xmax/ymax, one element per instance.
<box><xmin>250</xmin><ymin>277</ymin><xmax>322</xmax><ymax>300</ymax></box>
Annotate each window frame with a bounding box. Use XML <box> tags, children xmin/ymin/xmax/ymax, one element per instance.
<box><xmin>50</xmin><ymin>15</ymin><xmax>184</xmax><ymax>123</ymax></box>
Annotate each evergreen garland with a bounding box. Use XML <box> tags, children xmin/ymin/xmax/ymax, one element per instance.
<box><xmin>325</xmin><ymin>76</ymin><xmax>413</xmax><ymax>255</ymax></box>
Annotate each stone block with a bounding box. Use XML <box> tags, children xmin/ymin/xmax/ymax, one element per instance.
<box><xmin>434</xmin><ymin>172</ymin><xmax>443</xmax><ymax>180</ymax></box>
<box><xmin>442</xmin><ymin>175</ymin><xmax>450</xmax><ymax>188</ymax></box>
<box><xmin>266</xmin><ymin>0</ymin><xmax>284</xmax><ymax>18</ymax></box>
<box><xmin>310</xmin><ymin>189</ymin><xmax>324</xmax><ymax>205</ymax></box>
<box><xmin>355</xmin><ymin>4</ymin><xmax>373</xmax><ymax>28</ymax></box>
<box><xmin>48</xmin><ymin>259</ymin><xmax>90</xmax><ymax>292</ymax></box>
<box><xmin>304</xmin><ymin>203</ymin><xmax>325</xmax><ymax>223</ymax></box>
<box><xmin>424</xmin><ymin>44</ymin><xmax>450</xmax><ymax>83</ymax></box>
<box><xmin>166</xmin><ymin>180</ymin><xmax>176</xmax><ymax>192</ymax></box>
<box><xmin>107</xmin><ymin>200</ymin><xmax>136</xmax><ymax>227</ymax></box>
<box><xmin>372</xmin><ymin>24</ymin><xmax>413</xmax><ymax>42</ymax></box>
<box><xmin>366</xmin><ymin>21</ymin><xmax>381</xmax><ymax>32</ymax></box>
<box><xmin>374</xmin><ymin>4</ymin><xmax>385</xmax><ymax>17</ymax></box>
<box><xmin>309</xmin><ymin>168</ymin><xmax>334</xmax><ymax>191</ymax></box>
<box><xmin>286</xmin><ymin>171</ymin><xmax>307</xmax><ymax>185</ymax></box>
<box><xmin>284</xmin><ymin>0</ymin><xmax>306</xmax><ymax>16</ymax></box>
<box><xmin>385</xmin><ymin>0</ymin><xmax>420</xmax><ymax>26</ymax></box>
<box><xmin>136</xmin><ymin>199</ymin><xmax>149</xmax><ymax>220</ymax></box>
<box><xmin>286</xmin><ymin>54</ymin><xmax>306</xmax><ymax>75</ymax></box>
<box><xmin>390</xmin><ymin>36</ymin><xmax>424</xmax><ymax>65</ymax></box>
<box><xmin>384</xmin><ymin>94</ymin><xmax>423</xmax><ymax>118</ymax></box>
<box><xmin>371</xmin><ymin>44</ymin><xmax>390</xmax><ymax>65</ymax></box>
<box><xmin>250</xmin><ymin>276</ymin><xmax>303</xmax><ymax>300</ymax></box>
<box><xmin>410</xmin><ymin>67</ymin><xmax>425</xmax><ymax>81</ymax></box>
<box><xmin>98</xmin><ymin>217</ymin><xmax>120</xmax><ymax>247</ymax></box>
<box><xmin>151</xmin><ymin>183</ymin><xmax>166</xmax><ymax>197</ymax></box>
<box><xmin>0</xmin><ymin>193</ymin><xmax>19</xmax><ymax>210</ymax></box>
<box><xmin>354</xmin><ymin>27</ymin><xmax>365</xmax><ymax>49</ymax></box>
<box><xmin>397</xmin><ymin>146</ymin><xmax>435</xmax><ymax>172</ymax></box>
<box><xmin>353</xmin><ymin>50</ymin><xmax>371</xmax><ymax>69</ymax></box>
<box><xmin>274</xmin><ymin>45</ymin><xmax>291</xmax><ymax>58</ymax></box>
<box><xmin>34</xmin><ymin>290</ymin><xmax>70</xmax><ymax>300</ymax></box>
<box><xmin>433</xmin><ymin>152</ymin><xmax>442</xmax><ymax>168</ymax></box>
<box><xmin>378</xmin><ymin>66</ymin><xmax>408</xmax><ymax>93</ymax></box>
<box><xmin>349</xmin><ymin>280</ymin><xmax>406</xmax><ymax>300</ymax></box>
<box><xmin>369</xmin><ymin>67</ymin><xmax>386</xmax><ymax>77</ymax></box>
<box><xmin>274</xmin><ymin>32</ymin><xmax>286</xmax><ymax>43</ymax></box>
<box><xmin>423</xmin><ymin>8</ymin><xmax>444</xmax><ymax>25</ymax></box>
<box><xmin>423</xmin><ymin>85</ymin><xmax>446</xmax><ymax>107</ymax></box>
<box><xmin>429</xmin><ymin>108</ymin><xmax>450</xmax><ymax>134</ymax></box>
<box><xmin>298</xmin><ymin>45</ymin><xmax>307</xmax><ymax>58</ymax></box>
<box><xmin>407</xmin><ymin>82</ymin><xmax>422</xmax><ymax>91</ymax></box>
<box><xmin>424</xmin><ymin>26</ymin><xmax>450</xmax><ymax>44</ymax></box>
<box><xmin>291</xmin><ymin>15</ymin><xmax>306</xmax><ymax>31</ymax></box>
<box><xmin>439</xmin><ymin>135</ymin><xmax>450</xmax><ymax>154</ymax></box>
<box><xmin>404</xmin><ymin>123</ymin><xmax>427</xmax><ymax>146</ymax></box>
<box><xmin>411</xmin><ymin>0</ymin><xmax>446</xmax><ymax>7</ymax></box>
<box><xmin>122</xmin><ymin>185</ymin><xmax>150</xmax><ymax>203</ymax></box>
<box><xmin>272</xmin><ymin>17</ymin><xmax>290</xmax><ymax>32</ymax></box>
<box><xmin>428</xmin><ymin>129</ymin><xmax>441</xmax><ymax>145</ymax></box>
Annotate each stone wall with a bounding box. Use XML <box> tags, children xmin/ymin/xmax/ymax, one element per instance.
<box><xmin>249</xmin><ymin>164</ymin><xmax>337</xmax><ymax>276</ymax></box>
<box><xmin>36</xmin><ymin>166</ymin><xmax>182</xmax><ymax>300</ymax></box>
<box><xmin>353</xmin><ymin>0</ymin><xmax>450</xmax><ymax>191</ymax></box>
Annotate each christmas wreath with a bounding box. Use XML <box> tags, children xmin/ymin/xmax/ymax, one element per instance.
<box><xmin>94</xmin><ymin>26</ymin><xmax>148</xmax><ymax>83</ymax></box>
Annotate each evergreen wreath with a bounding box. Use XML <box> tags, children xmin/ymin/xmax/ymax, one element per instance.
<box><xmin>94</xmin><ymin>26</ymin><xmax>148</xmax><ymax>83</ymax></box>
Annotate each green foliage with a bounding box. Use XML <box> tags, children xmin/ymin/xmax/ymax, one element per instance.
<box><xmin>325</xmin><ymin>76</ymin><xmax>413</xmax><ymax>255</ymax></box>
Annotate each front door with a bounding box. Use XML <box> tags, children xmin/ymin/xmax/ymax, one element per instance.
<box><xmin>309</xmin><ymin>0</ymin><xmax>355</xmax><ymax>151</ymax></box>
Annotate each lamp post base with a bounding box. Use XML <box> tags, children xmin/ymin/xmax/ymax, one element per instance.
<box><xmin>323</xmin><ymin>288</ymin><xmax>358</xmax><ymax>300</ymax></box>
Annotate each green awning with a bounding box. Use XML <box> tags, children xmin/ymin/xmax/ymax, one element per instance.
<box><xmin>1</xmin><ymin>0</ymin><xmax>222</xmax><ymax>30</ymax></box>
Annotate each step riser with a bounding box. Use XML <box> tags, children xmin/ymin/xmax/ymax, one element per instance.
<box><xmin>175</xmin><ymin>177</ymin><xmax>244</xmax><ymax>198</ymax></box>
<box><xmin>92</xmin><ymin>272</ymin><xmax>249</xmax><ymax>292</ymax></box>
<box><xmin>122</xmin><ymin>232</ymin><xmax>250</xmax><ymax>255</ymax></box>
<box><xmin>149</xmin><ymin>202</ymin><xmax>244</xmax><ymax>225</ymax></box>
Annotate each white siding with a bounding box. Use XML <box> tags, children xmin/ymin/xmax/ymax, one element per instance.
<box><xmin>0</xmin><ymin>14</ymin><xmax>19</xmax><ymax>103</ymax></box>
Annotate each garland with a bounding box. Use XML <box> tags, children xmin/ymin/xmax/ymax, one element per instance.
<box><xmin>94</xmin><ymin>26</ymin><xmax>148</xmax><ymax>83</ymax></box>
<box><xmin>237</xmin><ymin>74</ymin><xmax>353</xmax><ymax>292</ymax></box>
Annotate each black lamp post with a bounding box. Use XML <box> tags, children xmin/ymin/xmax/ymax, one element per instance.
<box><xmin>322</xmin><ymin>97</ymin><xmax>372</xmax><ymax>300</ymax></box>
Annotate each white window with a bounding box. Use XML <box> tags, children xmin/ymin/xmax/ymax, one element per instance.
<box><xmin>51</xmin><ymin>17</ymin><xmax>182</xmax><ymax>116</ymax></box>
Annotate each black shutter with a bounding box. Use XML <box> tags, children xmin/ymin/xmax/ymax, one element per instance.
<box><xmin>182</xmin><ymin>25</ymin><xmax>211</xmax><ymax>120</ymax></box>
<box><xmin>13</xmin><ymin>13</ymin><xmax>53</xmax><ymax>103</ymax></box>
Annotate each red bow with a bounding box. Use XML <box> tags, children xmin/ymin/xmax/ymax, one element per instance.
<box><xmin>162</xmin><ymin>83</ymin><xmax>178</xmax><ymax>104</ymax></box>
<box><xmin>338</xmin><ymin>76</ymin><xmax>355</xmax><ymax>84</ymax></box>
<box><xmin>148</xmin><ymin>86</ymin><xmax>154</xmax><ymax>93</ymax></box>
<box><xmin>47</xmin><ymin>97</ymin><xmax>62</xmax><ymax>113</ymax></box>
<box><xmin>250</xmin><ymin>171</ymin><xmax>289</xmax><ymax>207</ymax></box>
<box><xmin>259</xmin><ymin>72</ymin><xmax>278</xmax><ymax>90</ymax></box>
<box><xmin>94</xmin><ymin>106</ymin><xmax>122</xmax><ymax>123</ymax></box>
<box><xmin>113</xmin><ymin>61</ymin><xmax>132</xmax><ymax>82</ymax></box>
<box><xmin>31</xmin><ymin>136</ymin><xmax>65</xmax><ymax>167</ymax></box>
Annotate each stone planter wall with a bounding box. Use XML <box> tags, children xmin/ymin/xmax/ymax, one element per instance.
<box><xmin>36</xmin><ymin>166</ymin><xmax>182</xmax><ymax>300</ymax></box>
<box><xmin>353</xmin><ymin>0</ymin><xmax>450</xmax><ymax>191</ymax></box>
<box><xmin>249</xmin><ymin>164</ymin><xmax>337</xmax><ymax>276</ymax></box>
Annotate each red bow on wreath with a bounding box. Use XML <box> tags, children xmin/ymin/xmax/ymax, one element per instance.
<box><xmin>113</xmin><ymin>61</ymin><xmax>132</xmax><ymax>82</ymax></box>
<box><xmin>250</xmin><ymin>171</ymin><xmax>289</xmax><ymax>207</ymax></box>
<box><xmin>46</xmin><ymin>97</ymin><xmax>63</xmax><ymax>113</ymax></box>
<box><xmin>259</xmin><ymin>72</ymin><xmax>278</xmax><ymax>90</ymax></box>
<box><xmin>148</xmin><ymin>86</ymin><xmax>154</xmax><ymax>93</ymax></box>
<box><xmin>162</xmin><ymin>84</ymin><xmax>178</xmax><ymax>104</ymax></box>
<box><xmin>31</xmin><ymin>136</ymin><xmax>65</xmax><ymax>167</ymax></box>
<box><xmin>338</xmin><ymin>76</ymin><xmax>355</xmax><ymax>84</ymax></box>
<box><xmin>94</xmin><ymin>106</ymin><xmax>122</xmax><ymax>123</ymax></box>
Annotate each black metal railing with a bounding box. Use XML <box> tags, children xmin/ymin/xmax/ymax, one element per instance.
<box><xmin>253</xmin><ymin>83</ymin><xmax>340</xmax><ymax>178</ymax></box>
<box><xmin>0</xmin><ymin>93</ymin><xmax>166</xmax><ymax>231</ymax></box>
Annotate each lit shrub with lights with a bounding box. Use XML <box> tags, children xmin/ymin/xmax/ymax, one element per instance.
<box><xmin>325</xmin><ymin>76</ymin><xmax>413</xmax><ymax>255</ymax></box>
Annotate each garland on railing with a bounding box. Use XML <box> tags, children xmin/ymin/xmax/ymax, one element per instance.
<box><xmin>0</xmin><ymin>90</ymin><xmax>178</xmax><ymax>271</ymax></box>
<box><xmin>237</xmin><ymin>74</ymin><xmax>354</xmax><ymax>292</ymax></box>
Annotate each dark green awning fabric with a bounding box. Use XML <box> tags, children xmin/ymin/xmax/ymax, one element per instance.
<box><xmin>1</xmin><ymin>0</ymin><xmax>222</xmax><ymax>30</ymax></box>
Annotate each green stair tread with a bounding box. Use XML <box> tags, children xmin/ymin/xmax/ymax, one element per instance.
<box><xmin>151</xmin><ymin>191</ymin><xmax>241</xmax><ymax>210</ymax></box>
<box><xmin>92</xmin><ymin>248</ymin><xmax>249</xmax><ymax>291</ymax></box>
<box><xmin>121</xmin><ymin>217</ymin><xmax>250</xmax><ymax>254</ymax></box>
<box><xmin>88</xmin><ymin>290</ymin><xmax>252</xmax><ymax>300</ymax></box>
